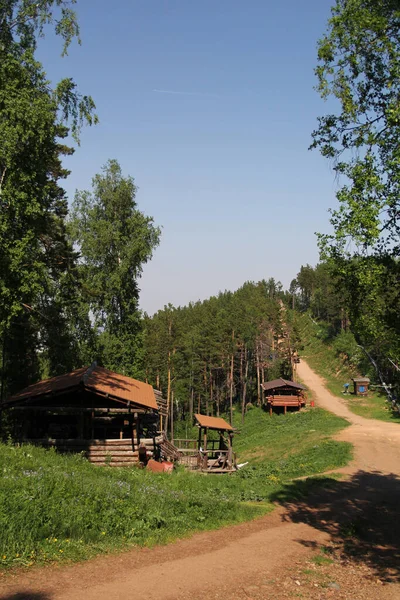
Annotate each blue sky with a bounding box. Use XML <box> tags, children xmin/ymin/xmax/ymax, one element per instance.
<box><xmin>39</xmin><ymin>0</ymin><xmax>339</xmax><ymax>314</ymax></box>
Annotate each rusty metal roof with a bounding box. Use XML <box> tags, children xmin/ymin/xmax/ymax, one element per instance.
<box><xmin>7</xmin><ymin>367</ymin><xmax>88</xmax><ymax>403</ymax></box>
<box><xmin>194</xmin><ymin>414</ymin><xmax>234</xmax><ymax>431</ymax></box>
<box><xmin>262</xmin><ymin>378</ymin><xmax>306</xmax><ymax>392</ymax></box>
<box><xmin>6</xmin><ymin>365</ymin><xmax>158</xmax><ymax>411</ymax></box>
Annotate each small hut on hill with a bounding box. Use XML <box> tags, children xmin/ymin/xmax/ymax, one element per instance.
<box><xmin>262</xmin><ymin>378</ymin><xmax>306</xmax><ymax>415</ymax></box>
<box><xmin>1</xmin><ymin>363</ymin><xmax>169</xmax><ymax>467</ymax></box>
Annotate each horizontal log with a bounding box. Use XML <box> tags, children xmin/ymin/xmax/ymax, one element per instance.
<box><xmin>11</xmin><ymin>407</ymin><xmax>149</xmax><ymax>414</ymax></box>
<box><xmin>92</xmin><ymin>462</ymin><xmax>138</xmax><ymax>467</ymax></box>
<box><xmin>30</xmin><ymin>437</ymin><xmax>159</xmax><ymax>445</ymax></box>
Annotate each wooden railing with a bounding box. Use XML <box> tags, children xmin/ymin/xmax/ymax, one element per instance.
<box><xmin>174</xmin><ymin>438</ymin><xmax>197</xmax><ymax>452</ymax></box>
<box><xmin>198</xmin><ymin>449</ymin><xmax>237</xmax><ymax>472</ymax></box>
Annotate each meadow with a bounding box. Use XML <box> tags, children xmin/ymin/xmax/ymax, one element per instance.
<box><xmin>0</xmin><ymin>407</ymin><xmax>351</xmax><ymax>570</ymax></box>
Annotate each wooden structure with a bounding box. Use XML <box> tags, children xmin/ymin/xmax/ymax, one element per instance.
<box><xmin>262</xmin><ymin>378</ymin><xmax>306</xmax><ymax>415</ymax></box>
<box><xmin>194</xmin><ymin>414</ymin><xmax>237</xmax><ymax>473</ymax></box>
<box><xmin>352</xmin><ymin>377</ymin><xmax>370</xmax><ymax>397</ymax></box>
<box><xmin>1</xmin><ymin>363</ymin><xmax>169</xmax><ymax>467</ymax></box>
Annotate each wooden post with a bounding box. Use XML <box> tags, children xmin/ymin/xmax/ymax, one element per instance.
<box><xmin>241</xmin><ymin>345</ymin><xmax>248</xmax><ymax>424</ymax></box>
<box><xmin>136</xmin><ymin>415</ymin><xmax>140</xmax><ymax>450</ymax></box>
<box><xmin>91</xmin><ymin>410</ymin><xmax>94</xmax><ymax>439</ymax></box>
<box><xmin>171</xmin><ymin>390</ymin><xmax>174</xmax><ymax>444</ymax></box>
<box><xmin>166</xmin><ymin>349</ymin><xmax>171</xmax><ymax>434</ymax></box>
<box><xmin>256</xmin><ymin>340</ymin><xmax>261</xmax><ymax>407</ymax></box>
<box><xmin>78</xmin><ymin>412</ymin><xmax>84</xmax><ymax>439</ymax></box>
<box><xmin>230</xmin><ymin>330</ymin><xmax>234</xmax><ymax>425</ymax></box>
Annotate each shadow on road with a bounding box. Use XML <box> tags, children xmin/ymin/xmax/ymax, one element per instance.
<box><xmin>0</xmin><ymin>593</ymin><xmax>52</xmax><ymax>600</ymax></box>
<box><xmin>271</xmin><ymin>470</ymin><xmax>400</xmax><ymax>582</ymax></box>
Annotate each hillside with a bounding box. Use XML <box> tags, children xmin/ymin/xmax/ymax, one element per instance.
<box><xmin>296</xmin><ymin>313</ymin><xmax>400</xmax><ymax>423</ymax></box>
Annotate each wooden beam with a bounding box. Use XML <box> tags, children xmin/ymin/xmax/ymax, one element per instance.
<box><xmin>10</xmin><ymin>407</ymin><xmax>147</xmax><ymax>414</ymax></box>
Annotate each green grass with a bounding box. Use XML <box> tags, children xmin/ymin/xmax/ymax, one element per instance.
<box><xmin>346</xmin><ymin>394</ymin><xmax>400</xmax><ymax>422</ymax></box>
<box><xmin>234</xmin><ymin>405</ymin><xmax>350</xmax><ymax>465</ymax></box>
<box><xmin>0</xmin><ymin>407</ymin><xmax>352</xmax><ymax>571</ymax></box>
<box><xmin>298</xmin><ymin>314</ymin><xmax>400</xmax><ymax>424</ymax></box>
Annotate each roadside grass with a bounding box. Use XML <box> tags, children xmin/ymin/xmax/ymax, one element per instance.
<box><xmin>346</xmin><ymin>394</ymin><xmax>399</xmax><ymax>422</ymax></box>
<box><xmin>297</xmin><ymin>314</ymin><xmax>400</xmax><ymax>424</ymax></box>
<box><xmin>0</xmin><ymin>407</ymin><xmax>352</xmax><ymax>571</ymax></box>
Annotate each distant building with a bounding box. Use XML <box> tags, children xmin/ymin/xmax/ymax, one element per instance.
<box><xmin>262</xmin><ymin>378</ymin><xmax>307</xmax><ymax>415</ymax></box>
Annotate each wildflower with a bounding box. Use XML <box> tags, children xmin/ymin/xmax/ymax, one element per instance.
<box><xmin>59</xmin><ymin>550</ymin><xmax>63</xmax><ymax>553</ymax></box>
<box><xmin>101</xmin><ymin>531</ymin><xmax>106</xmax><ymax>535</ymax></box>
<box><xmin>2</xmin><ymin>556</ymin><xmax>6</xmax><ymax>560</ymax></box>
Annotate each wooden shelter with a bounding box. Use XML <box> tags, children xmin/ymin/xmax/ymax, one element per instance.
<box><xmin>194</xmin><ymin>414</ymin><xmax>237</xmax><ymax>473</ymax></box>
<box><xmin>352</xmin><ymin>377</ymin><xmax>370</xmax><ymax>397</ymax></box>
<box><xmin>262</xmin><ymin>378</ymin><xmax>306</xmax><ymax>415</ymax></box>
<box><xmin>1</xmin><ymin>363</ymin><xmax>168</xmax><ymax>467</ymax></box>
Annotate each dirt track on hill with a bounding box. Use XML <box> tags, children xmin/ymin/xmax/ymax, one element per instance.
<box><xmin>1</xmin><ymin>361</ymin><xmax>400</xmax><ymax>600</ymax></box>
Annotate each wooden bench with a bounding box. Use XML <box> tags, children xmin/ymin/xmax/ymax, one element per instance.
<box><xmin>267</xmin><ymin>395</ymin><xmax>305</xmax><ymax>415</ymax></box>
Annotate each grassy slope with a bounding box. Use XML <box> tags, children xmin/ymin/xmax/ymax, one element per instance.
<box><xmin>298</xmin><ymin>314</ymin><xmax>399</xmax><ymax>424</ymax></box>
<box><xmin>0</xmin><ymin>407</ymin><xmax>351</xmax><ymax>571</ymax></box>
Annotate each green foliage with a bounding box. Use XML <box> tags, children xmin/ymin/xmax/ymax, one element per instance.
<box><xmin>310</xmin><ymin>1</ymin><xmax>400</xmax><ymax>389</ymax></box>
<box><xmin>297</xmin><ymin>313</ymin><xmax>366</xmax><ymax>383</ymax></box>
<box><xmin>312</xmin><ymin>0</ymin><xmax>400</xmax><ymax>256</ymax></box>
<box><xmin>0</xmin><ymin>406</ymin><xmax>351</xmax><ymax>569</ymax></box>
<box><xmin>331</xmin><ymin>330</ymin><xmax>361</xmax><ymax>367</ymax></box>
<box><xmin>233</xmin><ymin>406</ymin><xmax>351</xmax><ymax>469</ymax></box>
<box><xmin>296</xmin><ymin>313</ymin><xmax>399</xmax><ymax>423</ymax></box>
<box><xmin>1</xmin><ymin>0</ymin><xmax>97</xmax><ymax>142</ymax></box>
<box><xmin>0</xmin><ymin>0</ymin><xmax>98</xmax><ymax>397</ymax></box>
<box><xmin>290</xmin><ymin>259</ymin><xmax>400</xmax><ymax>392</ymax></box>
<box><xmin>70</xmin><ymin>160</ymin><xmax>161</xmax><ymax>377</ymax></box>
<box><xmin>0</xmin><ymin>442</ymin><xmax>264</xmax><ymax>568</ymax></box>
<box><xmin>143</xmin><ymin>281</ymin><xmax>286</xmax><ymax>423</ymax></box>
<box><xmin>0</xmin><ymin>1</ymin><xmax>80</xmax><ymax>56</ymax></box>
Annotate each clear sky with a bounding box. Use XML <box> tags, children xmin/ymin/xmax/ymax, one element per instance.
<box><xmin>39</xmin><ymin>0</ymin><xmax>339</xmax><ymax>314</ymax></box>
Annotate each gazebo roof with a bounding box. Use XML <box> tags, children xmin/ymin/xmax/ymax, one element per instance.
<box><xmin>194</xmin><ymin>414</ymin><xmax>234</xmax><ymax>431</ymax></box>
<box><xmin>262</xmin><ymin>378</ymin><xmax>306</xmax><ymax>392</ymax></box>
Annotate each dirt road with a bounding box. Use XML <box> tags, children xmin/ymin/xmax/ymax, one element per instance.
<box><xmin>297</xmin><ymin>360</ymin><xmax>400</xmax><ymax>475</ymax></box>
<box><xmin>1</xmin><ymin>361</ymin><xmax>400</xmax><ymax>600</ymax></box>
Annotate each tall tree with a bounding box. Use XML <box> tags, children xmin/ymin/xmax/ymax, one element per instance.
<box><xmin>312</xmin><ymin>0</ymin><xmax>400</xmax><ymax>256</ymax></box>
<box><xmin>311</xmin><ymin>0</ymin><xmax>400</xmax><ymax>366</ymax></box>
<box><xmin>70</xmin><ymin>160</ymin><xmax>161</xmax><ymax>377</ymax></box>
<box><xmin>0</xmin><ymin>1</ymin><xmax>97</xmax><ymax>397</ymax></box>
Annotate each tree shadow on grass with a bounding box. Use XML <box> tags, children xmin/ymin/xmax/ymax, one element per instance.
<box><xmin>0</xmin><ymin>593</ymin><xmax>52</xmax><ymax>600</ymax></box>
<box><xmin>270</xmin><ymin>470</ymin><xmax>400</xmax><ymax>582</ymax></box>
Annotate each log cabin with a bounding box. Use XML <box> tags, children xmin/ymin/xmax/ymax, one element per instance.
<box><xmin>1</xmin><ymin>363</ymin><xmax>170</xmax><ymax>467</ymax></box>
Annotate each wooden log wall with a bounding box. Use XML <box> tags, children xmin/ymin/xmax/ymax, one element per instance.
<box><xmin>33</xmin><ymin>437</ymin><xmax>162</xmax><ymax>467</ymax></box>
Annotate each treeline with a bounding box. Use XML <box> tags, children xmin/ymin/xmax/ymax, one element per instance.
<box><xmin>289</xmin><ymin>260</ymin><xmax>400</xmax><ymax>389</ymax></box>
<box><xmin>143</xmin><ymin>280</ymin><xmax>291</xmax><ymax>429</ymax></box>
